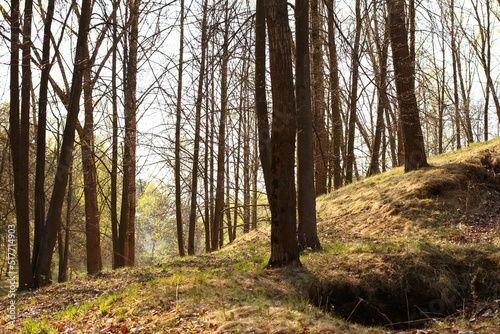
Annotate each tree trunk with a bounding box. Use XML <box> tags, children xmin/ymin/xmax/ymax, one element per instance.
<box><xmin>33</xmin><ymin>0</ymin><xmax>55</xmax><ymax>279</ymax></box>
<box><xmin>189</xmin><ymin>0</ymin><xmax>209</xmax><ymax>254</ymax></box>
<box><xmin>346</xmin><ymin>0</ymin><xmax>362</xmax><ymax>184</ymax></box>
<box><xmin>326</xmin><ymin>0</ymin><xmax>343</xmax><ymax>190</ymax></box>
<box><xmin>35</xmin><ymin>0</ymin><xmax>92</xmax><ymax>287</ymax></box>
<box><xmin>255</xmin><ymin>0</ymin><xmax>272</xmax><ymax>196</ymax></box>
<box><xmin>111</xmin><ymin>0</ymin><xmax>119</xmax><ymax>269</ymax></box>
<box><xmin>203</xmin><ymin>75</ymin><xmax>211</xmax><ymax>253</ymax></box>
<box><xmin>118</xmin><ymin>0</ymin><xmax>140</xmax><ymax>268</ymax></box>
<box><xmin>265</xmin><ymin>0</ymin><xmax>301</xmax><ymax>268</ymax></box>
<box><xmin>82</xmin><ymin>43</ymin><xmax>102</xmax><ymax>275</ymax></box>
<box><xmin>58</xmin><ymin>165</ymin><xmax>72</xmax><ymax>283</ymax></box>
<box><xmin>450</xmin><ymin>0</ymin><xmax>461</xmax><ymax>149</ymax></box>
<box><xmin>296</xmin><ymin>0</ymin><xmax>321</xmax><ymax>251</ymax></box>
<box><xmin>125</xmin><ymin>0</ymin><xmax>140</xmax><ymax>267</ymax></box>
<box><xmin>176</xmin><ymin>0</ymin><xmax>186</xmax><ymax>257</ymax></box>
<box><xmin>367</xmin><ymin>13</ymin><xmax>389</xmax><ymax>176</ymax></box>
<box><xmin>311</xmin><ymin>0</ymin><xmax>327</xmax><ymax>195</ymax></box>
<box><xmin>212</xmin><ymin>0</ymin><xmax>230</xmax><ymax>251</ymax></box>
<box><xmin>243</xmin><ymin>105</ymin><xmax>250</xmax><ymax>234</ymax></box>
<box><xmin>386</xmin><ymin>0</ymin><xmax>428</xmax><ymax>172</ymax></box>
<box><xmin>251</xmin><ymin>137</ymin><xmax>258</xmax><ymax>230</ymax></box>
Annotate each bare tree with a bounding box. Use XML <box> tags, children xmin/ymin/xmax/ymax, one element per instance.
<box><xmin>296</xmin><ymin>0</ymin><xmax>321</xmax><ymax>251</ymax></box>
<box><xmin>346</xmin><ymin>0</ymin><xmax>362</xmax><ymax>184</ymax></box>
<box><xmin>188</xmin><ymin>0</ymin><xmax>209</xmax><ymax>254</ymax></box>
<box><xmin>386</xmin><ymin>0</ymin><xmax>428</xmax><ymax>172</ymax></box>
<box><xmin>176</xmin><ymin>0</ymin><xmax>186</xmax><ymax>257</ymax></box>
<box><xmin>265</xmin><ymin>0</ymin><xmax>301</xmax><ymax>267</ymax></box>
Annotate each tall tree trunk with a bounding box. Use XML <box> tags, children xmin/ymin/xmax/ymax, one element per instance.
<box><xmin>265</xmin><ymin>0</ymin><xmax>301</xmax><ymax>268</ymax></box>
<box><xmin>296</xmin><ymin>0</ymin><xmax>321</xmax><ymax>251</ymax></box>
<box><xmin>408</xmin><ymin>0</ymin><xmax>416</xmax><ymax>79</ymax></box>
<box><xmin>455</xmin><ymin>51</ymin><xmax>473</xmax><ymax>145</ymax></box>
<box><xmin>243</xmin><ymin>104</ymin><xmax>250</xmax><ymax>234</ymax></box>
<box><xmin>450</xmin><ymin>0</ymin><xmax>461</xmax><ymax>149</ymax></box>
<box><xmin>225</xmin><ymin>156</ymin><xmax>233</xmax><ymax>242</ymax></box>
<box><xmin>233</xmin><ymin>107</ymin><xmax>241</xmax><ymax>239</ymax></box>
<box><xmin>12</xmin><ymin>0</ymin><xmax>34</xmax><ymax>290</ymax></box>
<box><xmin>189</xmin><ymin>0</ymin><xmax>208</xmax><ymax>254</ymax></box>
<box><xmin>386</xmin><ymin>0</ymin><xmax>428</xmax><ymax>172</ymax></box>
<box><xmin>35</xmin><ymin>0</ymin><xmax>92</xmax><ymax>287</ymax></box>
<box><xmin>212</xmin><ymin>0</ymin><xmax>230</xmax><ymax>251</ymax></box>
<box><xmin>203</xmin><ymin>73</ymin><xmax>211</xmax><ymax>253</ymax></box>
<box><xmin>367</xmin><ymin>13</ymin><xmax>389</xmax><ymax>176</ymax></box>
<box><xmin>125</xmin><ymin>0</ymin><xmax>140</xmax><ymax>266</ymax></box>
<box><xmin>58</xmin><ymin>165</ymin><xmax>72</xmax><ymax>283</ymax></box>
<box><xmin>255</xmin><ymin>0</ymin><xmax>272</xmax><ymax>196</ymax></box>
<box><xmin>118</xmin><ymin>0</ymin><xmax>140</xmax><ymax>267</ymax></box>
<box><xmin>346</xmin><ymin>0</ymin><xmax>362</xmax><ymax>184</ymax></box>
<box><xmin>33</xmin><ymin>0</ymin><xmax>55</xmax><ymax>278</ymax></box>
<box><xmin>326</xmin><ymin>0</ymin><xmax>343</xmax><ymax>190</ymax></box>
<box><xmin>111</xmin><ymin>0</ymin><xmax>120</xmax><ymax>269</ymax></box>
<box><xmin>311</xmin><ymin>0</ymin><xmax>327</xmax><ymax>195</ymax></box>
<box><xmin>82</xmin><ymin>44</ymin><xmax>102</xmax><ymax>275</ymax></box>
<box><xmin>251</xmin><ymin>135</ymin><xmax>258</xmax><ymax>230</ymax></box>
<box><xmin>176</xmin><ymin>0</ymin><xmax>186</xmax><ymax>256</ymax></box>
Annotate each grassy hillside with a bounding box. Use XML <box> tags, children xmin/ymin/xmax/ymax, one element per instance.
<box><xmin>1</xmin><ymin>139</ymin><xmax>500</xmax><ymax>333</ymax></box>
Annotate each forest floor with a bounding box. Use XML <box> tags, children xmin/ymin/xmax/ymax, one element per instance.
<box><xmin>1</xmin><ymin>138</ymin><xmax>500</xmax><ymax>333</ymax></box>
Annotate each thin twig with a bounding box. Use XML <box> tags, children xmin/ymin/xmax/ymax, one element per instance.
<box><xmin>346</xmin><ymin>298</ymin><xmax>363</xmax><ymax>322</ymax></box>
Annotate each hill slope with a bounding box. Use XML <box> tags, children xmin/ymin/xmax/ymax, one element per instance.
<box><xmin>1</xmin><ymin>139</ymin><xmax>500</xmax><ymax>333</ymax></box>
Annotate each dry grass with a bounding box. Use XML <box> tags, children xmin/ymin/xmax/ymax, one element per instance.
<box><xmin>2</xmin><ymin>139</ymin><xmax>500</xmax><ymax>333</ymax></box>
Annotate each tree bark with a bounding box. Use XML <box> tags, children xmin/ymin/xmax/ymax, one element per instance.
<box><xmin>33</xmin><ymin>0</ymin><xmax>55</xmax><ymax>279</ymax></box>
<box><xmin>311</xmin><ymin>0</ymin><xmax>327</xmax><ymax>195</ymax></box>
<box><xmin>176</xmin><ymin>0</ymin><xmax>186</xmax><ymax>256</ymax></box>
<box><xmin>8</xmin><ymin>0</ymin><xmax>34</xmax><ymax>290</ymax></box>
<box><xmin>58</xmin><ymin>165</ymin><xmax>72</xmax><ymax>283</ymax></box>
<box><xmin>386</xmin><ymin>0</ymin><xmax>428</xmax><ymax>172</ymax></box>
<box><xmin>367</xmin><ymin>12</ymin><xmax>389</xmax><ymax>176</ymax></box>
<box><xmin>326</xmin><ymin>0</ymin><xmax>343</xmax><ymax>190</ymax></box>
<box><xmin>255</xmin><ymin>0</ymin><xmax>272</xmax><ymax>197</ymax></box>
<box><xmin>265</xmin><ymin>0</ymin><xmax>301</xmax><ymax>268</ymax></box>
<box><xmin>111</xmin><ymin>0</ymin><xmax>120</xmax><ymax>269</ymax></box>
<box><xmin>450</xmin><ymin>0</ymin><xmax>461</xmax><ymax>149</ymax></box>
<box><xmin>212</xmin><ymin>0</ymin><xmax>230</xmax><ymax>251</ymax></box>
<box><xmin>346</xmin><ymin>0</ymin><xmax>362</xmax><ymax>184</ymax></box>
<box><xmin>296</xmin><ymin>0</ymin><xmax>321</xmax><ymax>251</ymax></box>
<box><xmin>82</xmin><ymin>43</ymin><xmax>103</xmax><ymax>275</ymax></box>
<box><xmin>125</xmin><ymin>0</ymin><xmax>140</xmax><ymax>267</ymax></box>
<box><xmin>189</xmin><ymin>0</ymin><xmax>209</xmax><ymax>254</ymax></box>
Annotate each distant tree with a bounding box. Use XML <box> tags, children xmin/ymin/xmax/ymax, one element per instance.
<box><xmin>265</xmin><ymin>0</ymin><xmax>301</xmax><ymax>267</ymax></box>
<box><xmin>386</xmin><ymin>0</ymin><xmax>428</xmax><ymax>172</ymax></box>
